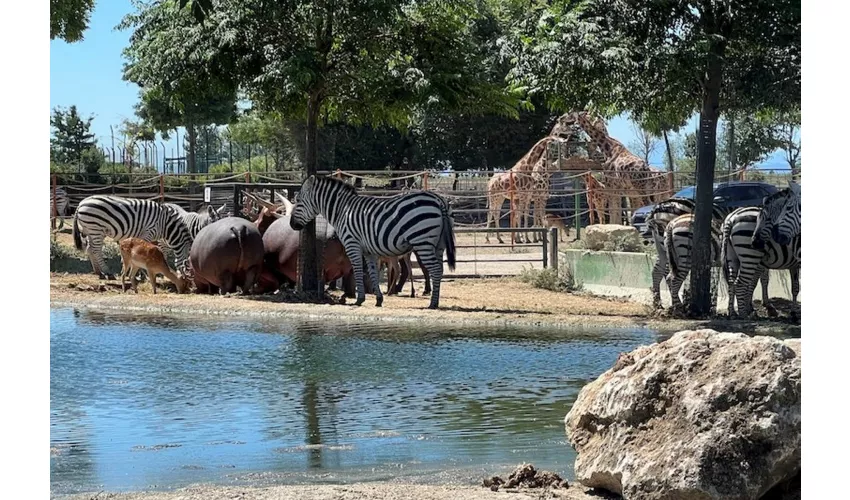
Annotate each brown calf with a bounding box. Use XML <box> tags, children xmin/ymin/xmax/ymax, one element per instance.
<box><xmin>119</xmin><ymin>238</ymin><xmax>187</xmax><ymax>294</ymax></box>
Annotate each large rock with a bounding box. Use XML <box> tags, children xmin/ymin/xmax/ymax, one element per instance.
<box><xmin>583</xmin><ymin>224</ymin><xmax>643</xmax><ymax>252</ymax></box>
<box><xmin>565</xmin><ymin>329</ymin><xmax>801</xmax><ymax>500</ymax></box>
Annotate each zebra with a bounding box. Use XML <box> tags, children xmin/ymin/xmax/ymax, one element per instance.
<box><xmin>662</xmin><ymin>213</ymin><xmax>725</xmax><ymax>310</ymax></box>
<box><xmin>289</xmin><ymin>175</ymin><xmax>457</xmax><ymax>309</ymax></box>
<box><xmin>164</xmin><ymin>203</ymin><xmax>227</xmax><ymax>238</ymax></box>
<box><xmin>644</xmin><ymin>197</ymin><xmax>735</xmax><ymax>308</ymax></box>
<box><xmin>721</xmin><ymin>182</ymin><xmax>801</xmax><ymax>317</ymax></box>
<box><xmin>50</xmin><ymin>187</ymin><xmax>70</xmax><ymax>231</ymax></box>
<box><xmin>72</xmin><ymin>195</ymin><xmax>193</xmax><ymax>280</ymax></box>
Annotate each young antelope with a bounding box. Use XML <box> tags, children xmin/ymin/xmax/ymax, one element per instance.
<box><xmin>119</xmin><ymin>238</ymin><xmax>187</xmax><ymax>294</ymax></box>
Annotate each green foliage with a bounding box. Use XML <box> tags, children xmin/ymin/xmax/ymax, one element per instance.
<box><xmin>51</xmin><ymin>0</ymin><xmax>95</xmax><ymax>42</ymax></box>
<box><xmin>120</xmin><ymin>1</ymin><xmax>239</xmax><ymax>172</ymax></box>
<box><xmin>50</xmin><ymin>105</ymin><xmax>97</xmax><ymax>164</ymax></box>
<box><xmin>518</xmin><ymin>258</ymin><xmax>581</xmax><ymax>293</ymax></box>
<box><xmin>719</xmin><ymin>113</ymin><xmax>782</xmax><ymax>171</ymax></box>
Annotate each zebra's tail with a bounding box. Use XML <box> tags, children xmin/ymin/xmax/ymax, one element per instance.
<box><xmin>664</xmin><ymin>224</ymin><xmax>678</xmax><ymax>282</ymax></box>
<box><xmin>719</xmin><ymin>221</ymin><xmax>734</xmax><ymax>287</ymax></box>
<box><xmin>73</xmin><ymin>214</ymin><xmax>84</xmax><ymax>251</ymax></box>
<box><xmin>442</xmin><ymin>205</ymin><xmax>457</xmax><ymax>271</ymax></box>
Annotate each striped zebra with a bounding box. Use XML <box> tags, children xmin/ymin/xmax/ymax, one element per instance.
<box><xmin>721</xmin><ymin>183</ymin><xmax>801</xmax><ymax>317</ymax></box>
<box><xmin>50</xmin><ymin>187</ymin><xmax>70</xmax><ymax>231</ymax></box>
<box><xmin>644</xmin><ymin>197</ymin><xmax>735</xmax><ymax>308</ymax></box>
<box><xmin>164</xmin><ymin>203</ymin><xmax>227</xmax><ymax>238</ymax></box>
<box><xmin>72</xmin><ymin>195</ymin><xmax>193</xmax><ymax>279</ymax></box>
<box><xmin>662</xmin><ymin>213</ymin><xmax>724</xmax><ymax>309</ymax></box>
<box><xmin>290</xmin><ymin>175</ymin><xmax>457</xmax><ymax>309</ymax></box>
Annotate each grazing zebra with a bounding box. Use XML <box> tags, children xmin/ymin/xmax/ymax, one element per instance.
<box><xmin>645</xmin><ymin>197</ymin><xmax>734</xmax><ymax>308</ymax></box>
<box><xmin>50</xmin><ymin>187</ymin><xmax>70</xmax><ymax>230</ymax></box>
<box><xmin>164</xmin><ymin>203</ymin><xmax>227</xmax><ymax>238</ymax></box>
<box><xmin>290</xmin><ymin>175</ymin><xmax>457</xmax><ymax>309</ymax></box>
<box><xmin>72</xmin><ymin>195</ymin><xmax>193</xmax><ymax>279</ymax></box>
<box><xmin>721</xmin><ymin>183</ymin><xmax>801</xmax><ymax>317</ymax></box>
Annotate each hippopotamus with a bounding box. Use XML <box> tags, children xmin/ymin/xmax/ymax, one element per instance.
<box><xmin>189</xmin><ymin>217</ymin><xmax>265</xmax><ymax>295</ymax></box>
<box><xmin>256</xmin><ymin>213</ymin><xmax>353</xmax><ymax>292</ymax></box>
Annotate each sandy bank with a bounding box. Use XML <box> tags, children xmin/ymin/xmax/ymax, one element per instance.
<box><xmin>57</xmin><ymin>483</ymin><xmax>611</xmax><ymax>500</ymax></box>
<box><xmin>50</xmin><ymin>273</ymin><xmax>798</xmax><ymax>335</ymax></box>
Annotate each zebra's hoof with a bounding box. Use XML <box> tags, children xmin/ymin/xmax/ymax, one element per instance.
<box><xmin>427</xmin><ymin>304</ymin><xmax>439</xmax><ymax>310</ymax></box>
<box><xmin>354</xmin><ymin>298</ymin><xmax>365</xmax><ymax>306</ymax></box>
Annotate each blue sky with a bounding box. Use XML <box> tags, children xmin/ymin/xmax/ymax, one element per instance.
<box><xmin>50</xmin><ymin>1</ymin><xmax>792</xmax><ymax>172</ymax></box>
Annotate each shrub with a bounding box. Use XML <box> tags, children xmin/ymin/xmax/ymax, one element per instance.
<box><xmin>518</xmin><ymin>257</ymin><xmax>581</xmax><ymax>293</ymax></box>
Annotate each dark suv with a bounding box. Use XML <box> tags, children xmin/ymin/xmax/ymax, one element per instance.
<box><xmin>630</xmin><ymin>181</ymin><xmax>780</xmax><ymax>235</ymax></box>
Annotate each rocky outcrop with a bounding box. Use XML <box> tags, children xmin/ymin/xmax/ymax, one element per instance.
<box><xmin>565</xmin><ymin>329</ymin><xmax>801</xmax><ymax>500</ymax></box>
<box><xmin>583</xmin><ymin>225</ymin><xmax>643</xmax><ymax>252</ymax></box>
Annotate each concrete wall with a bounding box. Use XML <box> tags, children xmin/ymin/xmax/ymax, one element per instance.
<box><xmin>560</xmin><ymin>250</ymin><xmax>800</xmax><ymax>311</ymax></box>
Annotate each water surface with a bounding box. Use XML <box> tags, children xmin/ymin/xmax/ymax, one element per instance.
<box><xmin>51</xmin><ymin>307</ymin><xmax>667</xmax><ymax>494</ymax></box>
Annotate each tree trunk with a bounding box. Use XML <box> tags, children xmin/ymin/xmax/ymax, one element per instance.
<box><xmin>663</xmin><ymin>130</ymin><xmax>675</xmax><ymax>172</ymax></box>
<box><xmin>727</xmin><ymin>114</ymin><xmax>736</xmax><ymax>179</ymax></box>
<box><xmin>298</xmin><ymin>92</ymin><xmax>324</xmax><ymax>298</ymax></box>
<box><xmin>187</xmin><ymin>124</ymin><xmax>197</xmax><ymax>175</ymax></box>
<box><xmin>689</xmin><ymin>60</ymin><xmax>723</xmax><ymax>317</ymax></box>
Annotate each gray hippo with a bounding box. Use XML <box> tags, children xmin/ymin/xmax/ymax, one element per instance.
<box><xmin>189</xmin><ymin>217</ymin><xmax>265</xmax><ymax>295</ymax></box>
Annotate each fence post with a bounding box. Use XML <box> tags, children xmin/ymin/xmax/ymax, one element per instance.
<box><xmin>336</xmin><ymin>169</ymin><xmax>342</xmax><ymax>180</ymax></box>
<box><xmin>667</xmin><ymin>171</ymin><xmax>675</xmax><ymax>196</ymax></box>
<box><xmin>423</xmin><ymin>171</ymin><xmax>429</xmax><ymax>190</ymax></box>
<box><xmin>542</xmin><ymin>228</ymin><xmax>548</xmax><ymax>269</ymax></box>
<box><xmin>550</xmin><ymin>227</ymin><xmax>559</xmax><ymax>270</ymax></box>
<box><xmin>574</xmin><ymin>192</ymin><xmax>581</xmax><ymax>240</ymax></box>
<box><xmin>245</xmin><ymin>171</ymin><xmax>251</xmax><ymax>184</ymax></box>
<box><xmin>51</xmin><ymin>174</ymin><xmax>58</xmax><ymax>230</ymax></box>
<box><xmin>159</xmin><ymin>175</ymin><xmax>165</xmax><ymax>204</ymax></box>
<box><xmin>509</xmin><ymin>171</ymin><xmax>516</xmax><ymax>247</ymax></box>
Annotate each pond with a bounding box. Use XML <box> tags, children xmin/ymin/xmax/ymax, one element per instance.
<box><xmin>49</xmin><ymin>308</ymin><xmax>751</xmax><ymax>495</ymax></box>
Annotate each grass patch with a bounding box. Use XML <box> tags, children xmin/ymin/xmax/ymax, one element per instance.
<box><xmin>50</xmin><ymin>239</ymin><xmax>121</xmax><ymax>274</ymax></box>
<box><xmin>518</xmin><ymin>256</ymin><xmax>582</xmax><ymax>293</ymax></box>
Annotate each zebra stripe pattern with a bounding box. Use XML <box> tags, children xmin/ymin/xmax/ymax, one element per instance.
<box><xmin>50</xmin><ymin>187</ymin><xmax>69</xmax><ymax>217</ymax></box>
<box><xmin>164</xmin><ymin>203</ymin><xmax>227</xmax><ymax>239</ymax></box>
<box><xmin>721</xmin><ymin>186</ymin><xmax>801</xmax><ymax>317</ymax></box>
<box><xmin>754</xmin><ymin>181</ymin><xmax>801</xmax><ymax>248</ymax></box>
<box><xmin>290</xmin><ymin>175</ymin><xmax>457</xmax><ymax>309</ymax></box>
<box><xmin>645</xmin><ymin>197</ymin><xmax>731</xmax><ymax>308</ymax></box>
<box><xmin>72</xmin><ymin>195</ymin><xmax>193</xmax><ymax>279</ymax></box>
<box><xmin>663</xmin><ymin>213</ymin><xmax>724</xmax><ymax>309</ymax></box>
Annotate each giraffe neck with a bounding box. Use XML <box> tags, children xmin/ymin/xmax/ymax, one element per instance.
<box><xmin>512</xmin><ymin>137</ymin><xmax>552</xmax><ymax>173</ymax></box>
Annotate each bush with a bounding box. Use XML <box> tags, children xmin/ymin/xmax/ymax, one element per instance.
<box><xmin>518</xmin><ymin>257</ymin><xmax>581</xmax><ymax>293</ymax></box>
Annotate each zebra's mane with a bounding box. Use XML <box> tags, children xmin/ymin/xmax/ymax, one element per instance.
<box><xmin>316</xmin><ymin>175</ymin><xmax>358</xmax><ymax>196</ymax></box>
<box><xmin>762</xmin><ymin>187</ymin><xmax>794</xmax><ymax>207</ymax></box>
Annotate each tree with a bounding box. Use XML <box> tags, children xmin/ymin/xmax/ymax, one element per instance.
<box><xmin>50</xmin><ymin>105</ymin><xmax>97</xmax><ymax>165</ymax></box>
<box><xmin>629</xmin><ymin>122</ymin><xmax>659</xmax><ymax>165</ymax></box>
<box><xmin>771</xmin><ymin>108</ymin><xmax>801</xmax><ymax>177</ymax></box>
<box><xmin>120</xmin><ymin>118</ymin><xmax>157</xmax><ymax>168</ymax></box>
<box><xmin>167</xmin><ymin>0</ymin><xmax>519</xmax><ymax>297</ymax></box>
<box><xmin>51</xmin><ymin>0</ymin><xmax>95</xmax><ymax>43</ymax></box>
<box><xmin>504</xmin><ymin>0</ymin><xmax>800</xmax><ymax>315</ymax></box>
<box><xmin>120</xmin><ymin>3</ymin><xmax>238</xmax><ymax>175</ymax></box>
<box><xmin>718</xmin><ymin>112</ymin><xmax>781</xmax><ymax>176</ymax></box>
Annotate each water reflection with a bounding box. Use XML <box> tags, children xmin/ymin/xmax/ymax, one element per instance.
<box><xmin>50</xmin><ymin>307</ymin><xmax>715</xmax><ymax>495</ymax></box>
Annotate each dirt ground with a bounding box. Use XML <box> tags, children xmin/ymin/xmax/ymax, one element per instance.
<box><xmin>57</xmin><ymin>483</ymin><xmax>613</xmax><ymax>500</ymax></box>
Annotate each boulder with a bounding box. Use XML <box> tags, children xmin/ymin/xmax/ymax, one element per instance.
<box><xmin>565</xmin><ymin>329</ymin><xmax>801</xmax><ymax>500</ymax></box>
<box><xmin>583</xmin><ymin>224</ymin><xmax>643</xmax><ymax>252</ymax></box>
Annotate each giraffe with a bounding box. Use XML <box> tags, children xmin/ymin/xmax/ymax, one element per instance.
<box><xmin>555</xmin><ymin>111</ymin><xmax>667</xmax><ymax>222</ymax></box>
<box><xmin>485</xmin><ymin>136</ymin><xmax>557</xmax><ymax>244</ymax></box>
<box><xmin>583</xmin><ymin>172</ymin><xmax>610</xmax><ymax>225</ymax></box>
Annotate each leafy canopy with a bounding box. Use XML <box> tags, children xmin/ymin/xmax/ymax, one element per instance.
<box><xmin>51</xmin><ymin>0</ymin><xmax>95</xmax><ymax>43</ymax></box>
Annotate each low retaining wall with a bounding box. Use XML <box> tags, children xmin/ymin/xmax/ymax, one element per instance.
<box><xmin>561</xmin><ymin>250</ymin><xmax>800</xmax><ymax>310</ymax></box>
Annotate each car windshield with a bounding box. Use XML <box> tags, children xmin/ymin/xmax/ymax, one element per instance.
<box><xmin>673</xmin><ymin>187</ymin><xmax>695</xmax><ymax>199</ymax></box>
